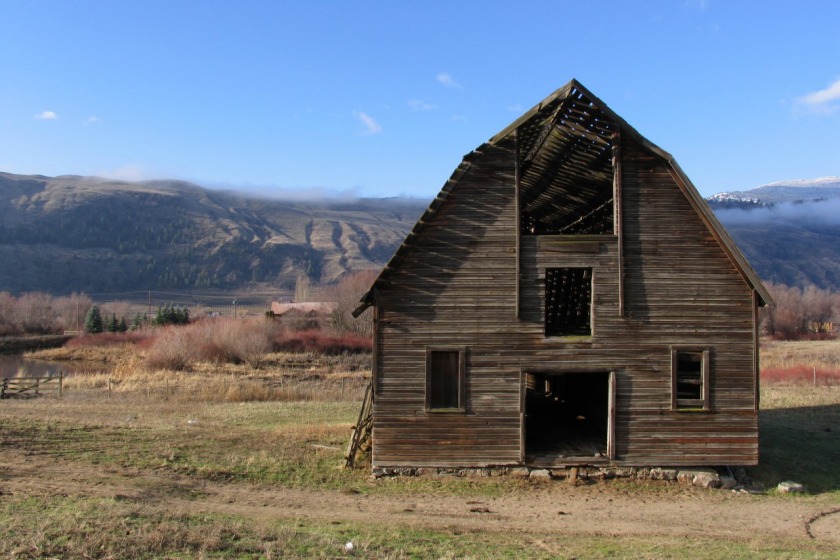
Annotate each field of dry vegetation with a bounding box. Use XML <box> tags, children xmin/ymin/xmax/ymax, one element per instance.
<box><xmin>1</xmin><ymin>327</ymin><xmax>839</xmax><ymax>558</ymax></box>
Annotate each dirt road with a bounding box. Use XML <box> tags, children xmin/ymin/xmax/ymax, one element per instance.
<box><xmin>3</xmin><ymin>449</ymin><xmax>838</xmax><ymax>544</ymax></box>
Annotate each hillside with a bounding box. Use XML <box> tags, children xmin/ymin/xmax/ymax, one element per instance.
<box><xmin>708</xmin><ymin>177</ymin><xmax>840</xmax><ymax>290</ymax></box>
<box><xmin>3</xmin><ymin>171</ymin><xmax>840</xmax><ymax>296</ymax></box>
<box><xmin>0</xmin><ymin>172</ymin><xmax>427</xmax><ymax>295</ymax></box>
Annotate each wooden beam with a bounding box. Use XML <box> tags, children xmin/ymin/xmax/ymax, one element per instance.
<box><xmin>612</xmin><ymin>131</ymin><xmax>624</xmax><ymax>316</ymax></box>
<box><xmin>515</xmin><ymin>129</ymin><xmax>522</xmax><ymax>319</ymax></box>
<box><xmin>608</xmin><ymin>371</ymin><xmax>616</xmax><ymax>460</ymax></box>
<box><xmin>753</xmin><ymin>289</ymin><xmax>760</xmax><ymax>412</ymax></box>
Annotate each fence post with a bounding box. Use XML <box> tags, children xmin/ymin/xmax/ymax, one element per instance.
<box><xmin>59</xmin><ymin>373</ymin><xmax>63</xmax><ymax>398</ymax></box>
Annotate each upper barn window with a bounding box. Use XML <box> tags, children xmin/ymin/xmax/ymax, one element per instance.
<box><xmin>518</xmin><ymin>88</ymin><xmax>616</xmax><ymax>236</ymax></box>
<box><xmin>545</xmin><ymin>267</ymin><xmax>593</xmax><ymax>337</ymax></box>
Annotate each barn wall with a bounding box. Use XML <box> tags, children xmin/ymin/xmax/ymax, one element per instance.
<box><xmin>372</xmin><ymin>135</ymin><xmax>758</xmax><ymax>468</ymax></box>
<box><xmin>373</xmin><ymin>139</ymin><xmax>522</xmax><ymax>467</ymax></box>
<box><xmin>617</xmin><ymin>139</ymin><xmax>757</xmax><ymax>465</ymax></box>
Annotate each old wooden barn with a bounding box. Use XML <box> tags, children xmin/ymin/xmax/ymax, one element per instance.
<box><xmin>352</xmin><ymin>80</ymin><xmax>772</xmax><ymax>469</ymax></box>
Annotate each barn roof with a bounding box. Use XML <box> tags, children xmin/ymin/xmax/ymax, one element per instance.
<box><xmin>353</xmin><ymin>79</ymin><xmax>772</xmax><ymax>316</ymax></box>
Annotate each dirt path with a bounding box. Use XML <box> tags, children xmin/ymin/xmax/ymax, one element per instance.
<box><xmin>2</xmin><ymin>449</ymin><xmax>838</xmax><ymax>543</ymax></box>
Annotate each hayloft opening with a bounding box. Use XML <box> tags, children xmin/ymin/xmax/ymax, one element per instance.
<box><xmin>524</xmin><ymin>371</ymin><xmax>610</xmax><ymax>462</ymax></box>
<box><xmin>518</xmin><ymin>88</ymin><xmax>616</xmax><ymax>236</ymax></box>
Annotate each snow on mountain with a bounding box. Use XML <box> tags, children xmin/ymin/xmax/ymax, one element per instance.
<box><xmin>708</xmin><ymin>177</ymin><xmax>840</xmax><ymax>205</ymax></box>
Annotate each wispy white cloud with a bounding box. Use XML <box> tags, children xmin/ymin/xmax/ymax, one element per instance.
<box><xmin>83</xmin><ymin>116</ymin><xmax>100</xmax><ymax>125</ymax></box>
<box><xmin>408</xmin><ymin>99</ymin><xmax>437</xmax><ymax>112</ymax></box>
<box><xmin>437</xmin><ymin>72</ymin><xmax>462</xmax><ymax>89</ymax></box>
<box><xmin>685</xmin><ymin>0</ymin><xmax>710</xmax><ymax>10</ymax></box>
<box><xmin>99</xmin><ymin>165</ymin><xmax>149</xmax><ymax>182</ymax></box>
<box><xmin>34</xmin><ymin>110</ymin><xmax>57</xmax><ymax>120</ymax></box>
<box><xmin>795</xmin><ymin>78</ymin><xmax>840</xmax><ymax>115</ymax></box>
<box><xmin>354</xmin><ymin>111</ymin><xmax>382</xmax><ymax>135</ymax></box>
<box><xmin>507</xmin><ymin>104</ymin><xmax>524</xmax><ymax>112</ymax></box>
<box><xmin>451</xmin><ymin>115</ymin><xmax>467</xmax><ymax>122</ymax></box>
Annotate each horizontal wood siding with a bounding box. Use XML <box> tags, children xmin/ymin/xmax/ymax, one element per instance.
<box><xmin>617</xmin><ymin>138</ymin><xmax>757</xmax><ymax>465</ymax></box>
<box><xmin>373</xmin><ymin>135</ymin><xmax>758</xmax><ymax>468</ymax></box>
<box><xmin>373</xmin><ymin>139</ymin><xmax>521</xmax><ymax>467</ymax></box>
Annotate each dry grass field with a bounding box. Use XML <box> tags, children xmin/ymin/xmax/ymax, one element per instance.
<box><xmin>1</xmin><ymin>338</ymin><xmax>839</xmax><ymax>558</ymax></box>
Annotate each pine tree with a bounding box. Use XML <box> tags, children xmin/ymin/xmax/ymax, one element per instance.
<box><xmin>131</xmin><ymin>313</ymin><xmax>144</xmax><ymax>330</ymax></box>
<box><xmin>106</xmin><ymin>313</ymin><xmax>118</xmax><ymax>333</ymax></box>
<box><xmin>85</xmin><ymin>305</ymin><xmax>104</xmax><ymax>334</ymax></box>
<box><xmin>118</xmin><ymin>316</ymin><xmax>128</xmax><ymax>332</ymax></box>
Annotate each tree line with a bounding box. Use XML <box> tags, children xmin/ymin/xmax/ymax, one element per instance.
<box><xmin>4</xmin><ymin>276</ymin><xmax>833</xmax><ymax>342</ymax></box>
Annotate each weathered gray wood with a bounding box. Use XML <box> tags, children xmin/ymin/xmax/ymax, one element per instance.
<box><xmin>363</xmin><ymin>83</ymin><xmax>764</xmax><ymax>470</ymax></box>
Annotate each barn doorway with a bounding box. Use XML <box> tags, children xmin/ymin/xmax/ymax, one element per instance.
<box><xmin>524</xmin><ymin>371</ymin><xmax>614</xmax><ymax>464</ymax></box>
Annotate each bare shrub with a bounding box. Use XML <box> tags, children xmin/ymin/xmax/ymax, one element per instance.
<box><xmin>0</xmin><ymin>291</ymin><xmax>93</xmax><ymax>336</ymax></box>
<box><xmin>0</xmin><ymin>292</ymin><xmax>16</xmax><ymax>336</ymax></box>
<box><xmin>144</xmin><ymin>326</ymin><xmax>193</xmax><ymax>370</ymax></box>
<box><xmin>51</xmin><ymin>292</ymin><xmax>92</xmax><ymax>333</ymax></box>
<box><xmin>143</xmin><ymin>317</ymin><xmax>281</xmax><ymax>370</ymax></box>
<box><xmin>323</xmin><ymin>270</ymin><xmax>378</xmax><ymax>338</ymax></box>
<box><xmin>762</xmin><ymin>282</ymin><xmax>839</xmax><ymax>340</ymax></box>
<box><xmin>207</xmin><ymin>318</ymin><xmax>277</xmax><ymax>367</ymax></box>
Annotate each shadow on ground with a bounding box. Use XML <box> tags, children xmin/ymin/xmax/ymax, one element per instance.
<box><xmin>755</xmin><ymin>402</ymin><xmax>840</xmax><ymax>493</ymax></box>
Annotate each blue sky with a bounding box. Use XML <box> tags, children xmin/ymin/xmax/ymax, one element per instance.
<box><xmin>1</xmin><ymin>1</ymin><xmax>838</xmax><ymax>199</ymax></box>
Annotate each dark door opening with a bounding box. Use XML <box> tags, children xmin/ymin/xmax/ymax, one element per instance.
<box><xmin>524</xmin><ymin>371</ymin><xmax>611</xmax><ymax>462</ymax></box>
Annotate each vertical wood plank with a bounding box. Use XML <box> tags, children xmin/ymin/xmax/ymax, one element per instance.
<box><xmin>612</xmin><ymin>131</ymin><xmax>624</xmax><ymax>316</ymax></box>
<box><xmin>515</xmin><ymin>129</ymin><xmax>522</xmax><ymax>319</ymax></box>
<box><xmin>607</xmin><ymin>370</ymin><xmax>616</xmax><ymax>459</ymax></box>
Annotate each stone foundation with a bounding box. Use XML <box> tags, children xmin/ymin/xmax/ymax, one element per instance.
<box><xmin>371</xmin><ymin>465</ymin><xmax>736</xmax><ymax>489</ymax></box>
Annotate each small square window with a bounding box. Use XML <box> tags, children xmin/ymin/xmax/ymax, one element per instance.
<box><xmin>671</xmin><ymin>348</ymin><xmax>710</xmax><ymax>411</ymax></box>
<box><xmin>426</xmin><ymin>348</ymin><xmax>466</xmax><ymax>411</ymax></box>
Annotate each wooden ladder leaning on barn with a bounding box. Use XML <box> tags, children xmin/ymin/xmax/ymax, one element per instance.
<box><xmin>345</xmin><ymin>380</ymin><xmax>373</xmax><ymax>468</ymax></box>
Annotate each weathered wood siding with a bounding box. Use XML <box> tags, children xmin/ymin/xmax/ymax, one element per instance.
<box><xmin>372</xmin><ymin>135</ymin><xmax>758</xmax><ymax>468</ymax></box>
<box><xmin>373</xmin><ymin>139</ymin><xmax>521</xmax><ymax>467</ymax></box>
<box><xmin>617</xmin><ymin>139</ymin><xmax>757</xmax><ymax>465</ymax></box>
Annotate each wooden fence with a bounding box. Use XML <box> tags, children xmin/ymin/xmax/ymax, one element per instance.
<box><xmin>1</xmin><ymin>375</ymin><xmax>63</xmax><ymax>399</ymax></box>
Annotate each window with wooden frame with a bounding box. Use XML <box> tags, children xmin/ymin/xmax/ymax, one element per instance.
<box><xmin>671</xmin><ymin>348</ymin><xmax>710</xmax><ymax>411</ymax></box>
<box><xmin>426</xmin><ymin>347</ymin><xmax>466</xmax><ymax>412</ymax></box>
<box><xmin>545</xmin><ymin>267</ymin><xmax>593</xmax><ymax>337</ymax></box>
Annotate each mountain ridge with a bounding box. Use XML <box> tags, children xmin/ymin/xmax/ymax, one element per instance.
<box><xmin>707</xmin><ymin>177</ymin><xmax>840</xmax><ymax>290</ymax></box>
<box><xmin>0</xmin><ymin>172</ymin><xmax>427</xmax><ymax>295</ymax></box>
<box><xmin>3</xmin><ymin>171</ymin><xmax>840</xmax><ymax>296</ymax></box>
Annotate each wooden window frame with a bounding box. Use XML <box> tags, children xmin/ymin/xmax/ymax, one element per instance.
<box><xmin>671</xmin><ymin>347</ymin><xmax>710</xmax><ymax>411</ymax></box>
<box><xmin>544</xmin><ymin>267</ymin><xmax>594</xmax><ymax>338</ymax></box>
<box><xmin>425</xmin><ymin>346</ymin><xmax>467</xmax><ymax>413</ymax></box>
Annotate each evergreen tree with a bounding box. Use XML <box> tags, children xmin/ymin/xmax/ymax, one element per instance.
<box><xmin>131</xmin><ymin>313</ymin><xmax>144</xmax><ymax>330</ymax></box>
<box><xmin>105</xmin><ymin>313</ymin><xmax>118</xmax><ymax>333</ymax></box>
<box><xmin>84</xmin><ymin>305</ymin><xmax>103</xmax><ymax>334</ymax></box>
<box><xmin>118</xmin><ymin>316</ymin><xmax>128</xmax><ymax>332</ymax></box>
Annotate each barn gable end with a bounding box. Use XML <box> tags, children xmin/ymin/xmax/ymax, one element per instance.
<box><xmin>356</xmin><ymin>80</ymin><xmax>770</xmax><ymax>469</ymax></box>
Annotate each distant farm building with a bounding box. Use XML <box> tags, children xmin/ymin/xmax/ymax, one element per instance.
<box><xmin>352</xmin><ymin>80</ymin><xmax>771</xmax><ymax>469</ymax></box>
<box><xmin>271</xmin><ymin>301</ymin><xmax>337</xmax><ymax>329</ymax></box>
